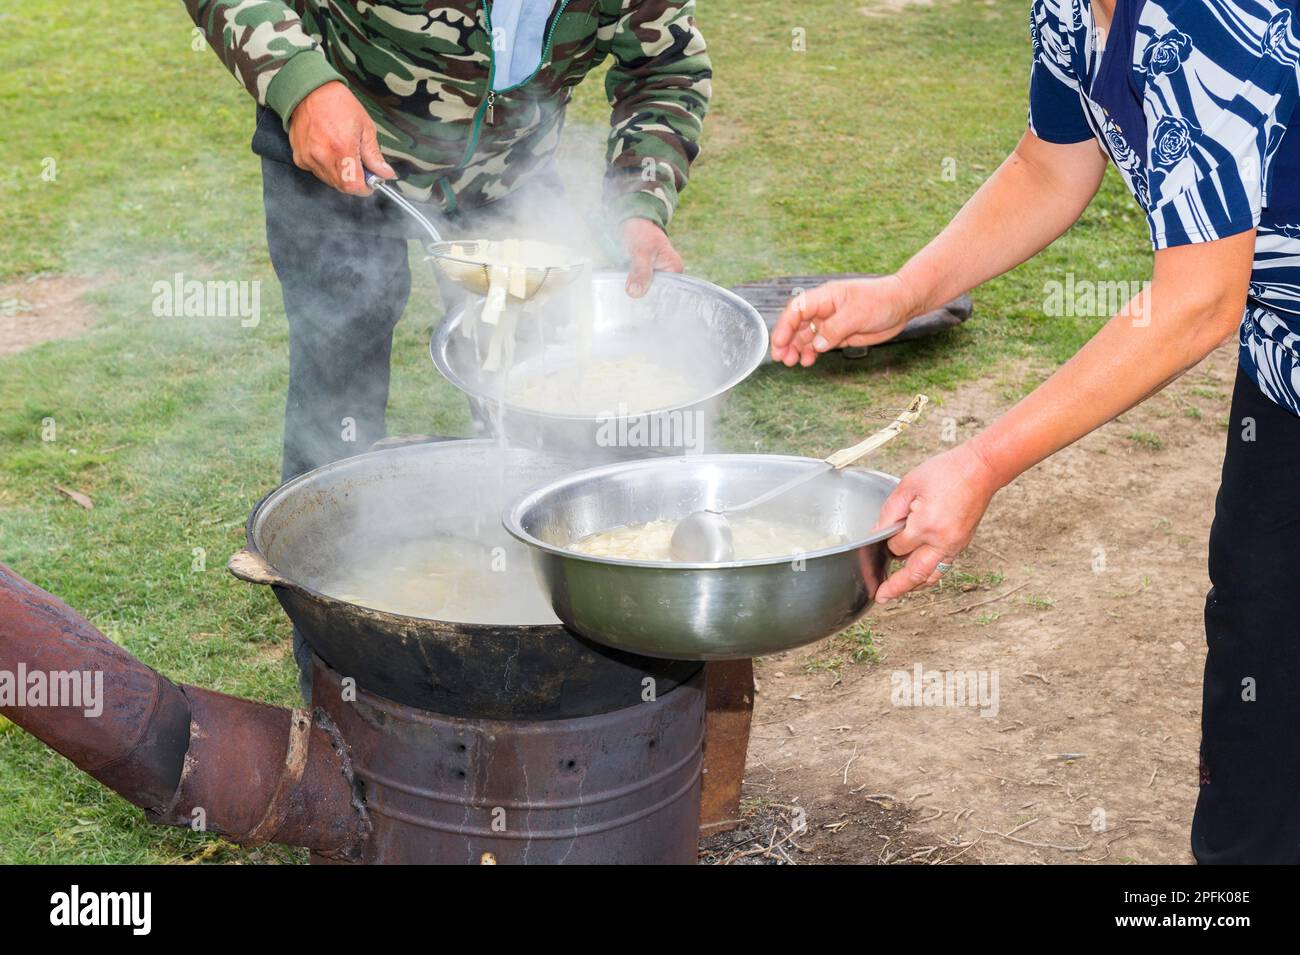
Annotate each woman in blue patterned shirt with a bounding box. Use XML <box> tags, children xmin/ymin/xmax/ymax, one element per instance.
<box><xmin>772</xmin><ymin>0</ymin><xmax>1300</xmax><ymax>863</ymax></box>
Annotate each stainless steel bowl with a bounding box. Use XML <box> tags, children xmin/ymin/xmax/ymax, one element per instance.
<box><xmin>503</xmin><ymin>454</ymin><xmax>903</xmax><ymax>660</ymax></box>
<box><xmin>431</xmin><ymin>271</ymin><xmax>769</xmax><ymax>458</ymax></box>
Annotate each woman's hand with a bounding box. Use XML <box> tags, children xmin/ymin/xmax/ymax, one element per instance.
<box><xmin>288</xmin><ymin>81</ymin><xmax>396</xmax><ymax>195</ymax></box>
<box><xmin>873</xmin><ymin>442</ymin><xmax>1003</xmax><ymax>602</ymax></box>
<box><xmin>770</xmin><ymin>274</ymin><xmax>919</xmax><ymax>367</ymax></box>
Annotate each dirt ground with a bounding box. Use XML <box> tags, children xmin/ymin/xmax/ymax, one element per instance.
<box><xmin>0</xmin><ymin>274</ymin><xmax>102</xmax><ymax>355</ymax></box>
<box><xmin>732</xmin><ymin>344</ymin><xmax>1238</xmax><ymax>865</ymax></box>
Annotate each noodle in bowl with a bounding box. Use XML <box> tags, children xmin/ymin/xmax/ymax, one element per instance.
<box><xmin>431</xmin><ymin>271</ymin><xmax>769</xmax><ymax>457</ymax></box>
<box><xmin>504</xmin><ymin>453</ymin><xmax>905</xmax><ymax>659</ymax></box>
<box><xmin>571</xmin><ymin>517</ymin><xmax>843</xmax><ymax>563</ymax></box>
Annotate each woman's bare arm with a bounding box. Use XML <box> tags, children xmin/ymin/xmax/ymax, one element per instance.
<box><xmin>968</xmin><ymin>230</ymin><xmax>1255</xmax><ymax>484</ymax></box>
<box><xmin>874</xmin><ymin>230</ymin><xmax>1256</xmax><ymax>600</ymax></box>
<box><xmin>771</xmin><ymin>131</ymin><xmax>1109</xmax><ymax>365</ymax></box>
<box><xmin>898</xmin><ymin>130</ymin><xmax>1111</xmax><ymax>316</ymax></box>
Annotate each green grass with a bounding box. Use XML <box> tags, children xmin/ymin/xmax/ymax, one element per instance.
<box><xmin>803</xmin><ymin>622</ymin><xmax>882</xmax><ymax>673</ymax></box>
<box><xmin>0</xmin><ymin>0</ymin><xmax>1150</xmax><ymax>862</ymax></box>
<box><xmin>1126</xmin><ymin>429</ymin><xmax>1165</xmax><ymax>450</ymax></box>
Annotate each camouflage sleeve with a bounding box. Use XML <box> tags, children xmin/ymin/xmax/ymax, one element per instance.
<box><xmin>183</xmin><ymin>1</ymin><xmax>345</xmax><ymax>129</ymax></box>
<box><xmin>599</xmin><ymin>0</ymin><xmax>712</xmax><ymax>230</ymax></box>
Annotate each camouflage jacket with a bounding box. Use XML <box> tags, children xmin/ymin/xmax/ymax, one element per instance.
<box><xmin>184</xmin><ymin>1</ymin><xmax>711</xmax><ymax>227</ymax></box>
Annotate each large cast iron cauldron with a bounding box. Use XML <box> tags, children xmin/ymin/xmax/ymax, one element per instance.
<box><xmin>227</xmin><ymin>439</ymin><xmax>700</xmax><ymax>718</ymax></box>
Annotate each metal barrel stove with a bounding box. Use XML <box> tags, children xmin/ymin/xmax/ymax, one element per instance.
<box><xmin>311</xmin><ymin>660</ymin><xmax>703</xmax><ymax>864</ymax></box>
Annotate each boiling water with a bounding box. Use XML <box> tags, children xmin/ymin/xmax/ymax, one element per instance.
<box><xmin>572</xmin><ymin>517</ymin><xmax>844</xmax><ymax>563</ymax></box>
<box><xmin>314</xmin><ymin>536</ymin><xmax>557</xmax><ymax>624</ymax></box>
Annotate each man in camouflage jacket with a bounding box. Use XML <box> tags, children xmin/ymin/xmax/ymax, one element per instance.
<box><xmin>187</xmin><ymin>1</ymin><xmax>710</xmax><ymax>232</ymax></box>
<box><xmin>186</xmin><ymin>2</ymin><xmax>709</xmax><ymax>698</ymax></box>
<box><xmin>184</xmin><ymin>0</ymin><xmax>712</xmax><ymax>474</ymax></box>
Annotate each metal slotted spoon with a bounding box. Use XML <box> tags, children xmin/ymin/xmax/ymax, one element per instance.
<box><xmin>365</xmin><ymin>171</ymin><xmax>587</xmax><ymax>302</ymax></box>
<box><xmin>669</xmin><ymin>394</ymin><xmax>929</xmax><ymax>563</ymax></box>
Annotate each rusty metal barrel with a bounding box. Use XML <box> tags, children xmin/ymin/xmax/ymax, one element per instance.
<box><xmin>311</xmin><ymin>659</ymin><xmax>705</xmax><ymax>864</ymax></box>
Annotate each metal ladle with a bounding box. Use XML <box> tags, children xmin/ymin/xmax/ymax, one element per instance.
<box><xmin>365</xmin><ymin>172</ymin><xmax>588</xmax><ymax>302</ymax></box>
<box><xmin>669</xmin><ymin>394</ymin><xmax>929</xmax><ymax>563</ymax></box>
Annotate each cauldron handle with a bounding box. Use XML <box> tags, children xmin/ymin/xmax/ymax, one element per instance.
<box><xmin>227</xmin><ymin>548</ymin><xmax>292</xmax><ymax>588</ymax></box>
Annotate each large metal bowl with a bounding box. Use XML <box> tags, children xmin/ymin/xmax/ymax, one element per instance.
<box><xmin>431</xmin><ymin>271</ymin><xmax>769</xmax><ymax>458</ymax></box>
<box><xmin>504</xmin><ymin>455</ymin><xmax>903</xmax><ymax>660</ymax></box>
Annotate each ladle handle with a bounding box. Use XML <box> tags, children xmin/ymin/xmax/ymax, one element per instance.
<box><xmin>366</xmin><ymin>172</ymin><xmax>444</xmax><ymax>245</ymax></box>
<box><xmin>728</xmin><ymin>394</ymin><xmax>929</xmax><ymax>515</ymax></box>
<box><xmin>824</xmin><ymin>394</ymin><xmax>929</xmax><ymax>470</ymax></box>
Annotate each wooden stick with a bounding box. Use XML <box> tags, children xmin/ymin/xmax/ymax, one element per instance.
<box><xmin>947</xmin><ymin>582</ymin><xmax>1028</xmax><ymax>616</ymax></box>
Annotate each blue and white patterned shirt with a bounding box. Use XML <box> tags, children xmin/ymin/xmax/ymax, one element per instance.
<box><xmin>1028</xmin><ymin>0</ymin><xmax>1300</xmax><ymax>414</ymax></box>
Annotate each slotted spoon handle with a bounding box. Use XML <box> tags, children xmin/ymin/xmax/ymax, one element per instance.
<box><xmin>730</xmin><ymin>394</ymin><xmax>928</xmax><ymax>514</ymax></box>
<box><xmin>366</xmin><ymin>172</ymin><xmax>444</xmax><ymax>245</ymax></box>
<box><xmin>824</xmin><ymin>394</ymin><xmax>928</xmax><ymax>469</ymax></box>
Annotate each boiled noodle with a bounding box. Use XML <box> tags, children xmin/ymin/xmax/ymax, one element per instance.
<box><xmin>572</xmin><ymin>517</ymin><xmax>844</xmax><ymax>563</ymax></box>
<box><xmin>446</xmin><ymin>238</ymin><xmax>588</xmax><ymax>372</ymax></box>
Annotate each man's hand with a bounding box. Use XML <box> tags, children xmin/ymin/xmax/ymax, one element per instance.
<box><xmin>770</xmin><ymin>275</ymin><xmax>919</xmax><ymax>367</ymax></box>
<box><xmin>621</xmin><ymin>218</ymin><xmax>684</xmax><ymax>298</ymax></box>
<box><xmin>288</xmin><ymin>81</ymin><xmax>396</xmax><ymax>195</ymax></box>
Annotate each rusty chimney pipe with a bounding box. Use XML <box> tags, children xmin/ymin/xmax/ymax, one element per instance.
<box><xmin>0</xmin><ymin>564</ymin><xmax>367</xmax><ymax>858</ymax></box>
